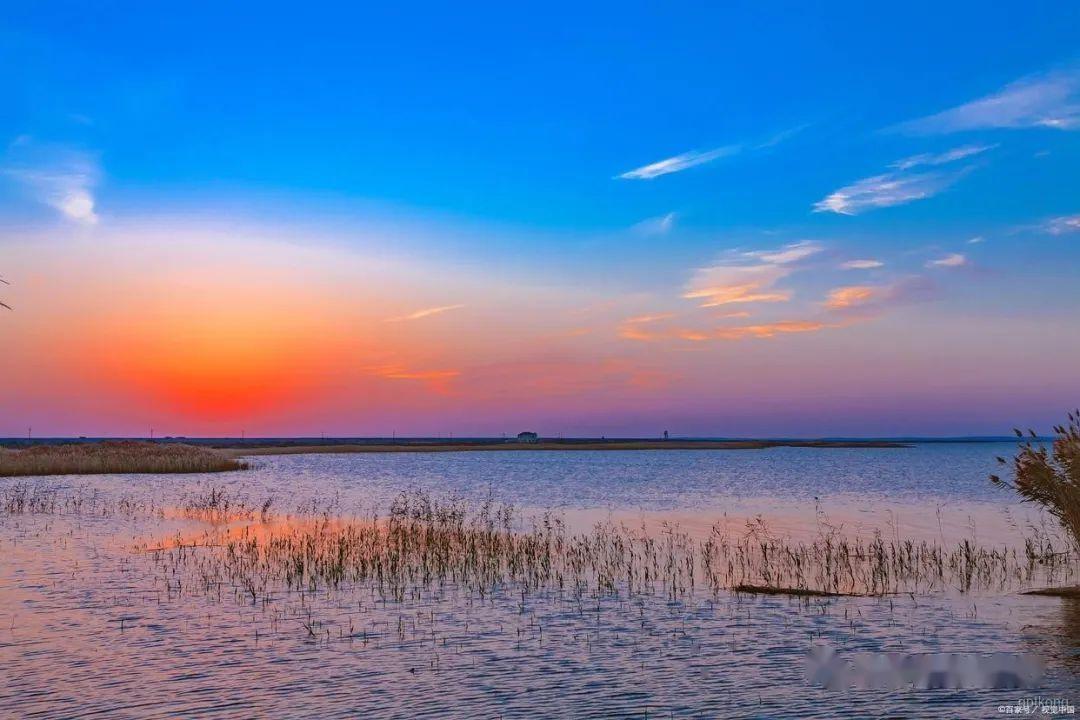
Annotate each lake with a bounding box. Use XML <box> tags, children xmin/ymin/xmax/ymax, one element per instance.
<box><xmin>2</xmin><ymin>443</ymin><xmax>1077</xmax><ymax>718</ymax></box>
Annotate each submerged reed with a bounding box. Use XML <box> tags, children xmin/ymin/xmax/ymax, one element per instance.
<box><xmin>142</xmin><ymin>489</ymin><xmax>1073</xmax><ymax>607</ymax></box>
<box><xmin>5</xmin><ymin>484</ymin><xmax>1074</xmax><ymax>613</ymax></box>
<box><xmin>0</xmin><ymin>441</ymin><xmax>247</xmax><ymax>477</ymax></box>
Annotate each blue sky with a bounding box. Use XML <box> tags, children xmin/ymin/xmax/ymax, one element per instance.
<box><xmin>1</xmin><ymin>2</ymin><xmax>1079</xmax><ymax>436</ymax></box>
<box><xmin>4</xmin><ymin>2</ymin><xmax>1078</xmax><ymax>233</ymax></box>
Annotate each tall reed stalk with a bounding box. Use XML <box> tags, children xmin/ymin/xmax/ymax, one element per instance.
<box><xmin>992</xmin><ymin>411</ymin><xmax>1080</xmax><ymax>548</ymax></box>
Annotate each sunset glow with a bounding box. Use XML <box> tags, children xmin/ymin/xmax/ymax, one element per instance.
<box><xmin>2</xmin><ymin>4</ymin><xmax>1079</xmax><ymax>438</ymax></box>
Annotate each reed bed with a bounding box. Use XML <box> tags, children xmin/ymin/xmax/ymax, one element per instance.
<box><xmin>5</xmin><ymin>483</ymin><xmax>1075</xmax><ymax>610</ymax></box>
<box><xmin>0</xmin><ymin>441</ymin><xmax>247</xmax><ymax>477</ymax></box>
<box><xmin>1</xmin><ymin>482</ymin><xmax>164</xmax><ymax>517</ymax></box>
<box><xmin>140</xmin><ymin>489</ymin><xmax>1075</xmax><ymax>609</ymax></box>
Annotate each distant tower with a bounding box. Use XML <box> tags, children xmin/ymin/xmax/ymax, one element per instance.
<box><xmin>663</xmin><ymin>430</ymin><xmax>669</xmax><ymax>441</ymax></box>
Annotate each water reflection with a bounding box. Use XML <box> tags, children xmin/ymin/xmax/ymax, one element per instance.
<box><xmin>3</xmin><ymin>446</ymin><xmax>1080</xmax><ymax>718</ymax></box>
<box><xmin>1025</xmin><ymin>596</ymin><xmax>1080</xmax><ymax>671</ymax></box>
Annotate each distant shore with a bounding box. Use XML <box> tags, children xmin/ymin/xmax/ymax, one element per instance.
<box><xmin>0</xmin><ymin>436</ymin><xmax>1034</xmax><ymax>452</ymax></box>
<box><xmin>0</xmin><ymin>438</ymin><xmax>910</xmax><ymax>477</ymax></box>
<box><xmin>223</xmin><ymin>439</ymin><xmax>911</xmax><ymax>457</ymax></box>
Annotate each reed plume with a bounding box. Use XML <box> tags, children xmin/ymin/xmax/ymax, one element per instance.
<box><xmin>992</xmin><ymin>410</ymin><xmax>1080</xmax><ymax>548</ymax></box>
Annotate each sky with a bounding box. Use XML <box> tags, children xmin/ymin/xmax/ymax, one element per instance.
<box><xmin>1</xmin><ymin>2</ymin><xmax>1078</xmax><ymax>437</ymax></box>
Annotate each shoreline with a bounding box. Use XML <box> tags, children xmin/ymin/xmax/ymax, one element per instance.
<box><xmin>224</xmin><ymin>439</ymin><xmax>911</xmax><ymax>457</ymax></box>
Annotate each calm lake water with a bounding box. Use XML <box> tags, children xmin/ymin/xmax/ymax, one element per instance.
<box><xmin>2</xmin><ymin>443</ymin><xmax>1078</xmax><ymax>718</ymax></box>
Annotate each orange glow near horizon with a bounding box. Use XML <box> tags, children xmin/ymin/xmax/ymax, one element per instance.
<box><xmin>4</xmin><ymin>221</ymin><xmax>1078</xmax><ymax>438</ymax></box>
<box><xmin>101</xmin><ymin>314</ymin><xmax>329</xmax><ymax>418</ymax></box>
<box><xmin>75</xmin><ymin>246</ymin><xmax>368</xmax><ymax>420</ymax></box>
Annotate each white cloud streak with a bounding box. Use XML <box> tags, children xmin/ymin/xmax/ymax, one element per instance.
<box><xmin>743</xmin><ymin>240</ymin><xmax>823</xmax><ymax>264</ymax></box>
<box><xmin>617</xmin><ymin>124</ymin><xmax>806</xmax><ymax>181</ymax></box>
<box><xmin>896</xmin><ymin>68</ymin><xmax>1080</xmax><ymax>133</ymax></box>
<box><xmin>617</xmin><ymin>145</ymin><xmax>741</xmax><ymax>180</ymax></box>
<box><xmin>1044</xmin><ymin>215</ymin><xmax>1080</xmax><ymax>235</ymax></box>
<box><xmin>753</xmin><ymin>123</ymin><xmax>811</xmax><ymax>149</ymax></box>
<box><xmin>926</xmin><ymin>253</ymin><xmax>967</xmax><ymax>268</ymax></box>
<box><xmin>817</xmin><ymin>139</ymin><xmax>997</xmax><ymax>216</ymax></box>
<box><xmin>2</xmin><ymin>140</ymin><xmax>100</xmax><ymax>225</ymax></box>
<box><xmin>631</xmin><ymin>212</ymin><xmax>677</xmax><ymax>236</ymax></box>
<box><xmin>840</xmin><ymin>259</ymin><xmax>884</xmax><ymax>270</ymax></box>
<box><xmin>890</xmin><ymin>144</ymin><xmax>997</xmax><ymax>170</ymax></box>
<box><xmin>814</xmin><ymin>170</ymin><xmax>965</xmax><ymax>215</ymax></box>
<box><xmin>385</xmin><ymin>304</ymin><xmax>465</xmax><ymax>322</ymax></box>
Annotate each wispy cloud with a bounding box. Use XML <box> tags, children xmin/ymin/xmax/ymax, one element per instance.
<box><xmin>618</xmin><ymin>313</ymin><xmax>674</xmax><ymax>341</ymax></box>
<box><xmin>816</xmin><ymin>141</ymin><xmax>989</xmax><ymax>216</ymax></box>
<box><xmin>375</xmin><ymin>367</ymin><xmax>460</xmax><ymax>382</ymax></box>
<box><xmin>896</xmin><ymin>68</ymin><xmax>1080</xmax><ymax>133</ymax></box>
<box><xmin>926</xmin><ymin>253</ymin><xmax>967</xmax><ymax>268</ymax></box>
<box><xmin>385</xmin><ymin>304</ymin><xmax>464</xmax><ymax>322</ymax></box>
<box><xmin>822</xmin><ymin>276</ymin><xmax>939</xmax><ymax>316</ymax></box>
<box><xmin>1044</xmin><ymin>214</ymin><xmax>1080</xmax><ymax>235</ymax></box>
<box><xmin>617</xmin><ymin>124</ymin><xmax>807</xmax><ymax>180</ymax></box>
<box><xmin>620</xmin><ymin>241</ymin><xmax>956</xmax><ymax>346</ymax></box>
<box><xmin>625</xmin><ymin>313</ymin><xmax>675</xmax><ymax>324</ymax></box>
<box><xmin>2</xmin><ymin>138</ymin><xmax>100</xmax><ymax>224</ymax></box>
<box><xmin>631</xmin><ymin>212</ymin><xmax>677</xmax><ymax>236</ymax></box>
<box><xmin>890</xmin><ymin>144</ymin><xmax>997</xmax><ymax>170</ymax></box>
<box><xmin>684</xmin><ymin>241</ymin><xmax>823</xmax><ymax>307</ymax></box>
<box><xmin>619</xmin><ymin>314</ymin><xmax>827</xmax><ymax>342</ymax></box>
<box><xmin>840</xmin><ymin>259</ymin><xmax>884</xmax><ymax>270</ymax></box>
<box><xmin>823</xmin><ymin>285</ymin><xmax>880</xmax><ymax>310</ymax></box>
<box><xmin>625</xmin><ymin>240</ymin><xmax>948</xmax><ymax>346</ymax></box>
<box><xmin>619</xmin><ymin>241</ymin><xmax>829</xmax><ymax>342</ymax></box>
<box><xmin>683</xmin><ymin>264</ymin><xmax>791</xmax><ymax>307</ymax></box>
<box><xmin>362</xmin><ymin>364</ymin><xmax>460</xmax><ymax>393</ymax></box>
<box><xmin>753</xmin><ymin>123</ymin><xmax>810</xmax><ymax>150</ymax></box>
<box><xmin>617</xmin><ymin>145</ymin><xmax>740</xmax><ymax>180</ymax></box>
<box><xmin>743</xmin><ymin>240</ymin><xmax>823</xmax><ymax>264</ymax></box>
<box><xmin>967</xmin><ymin>236</ymin><xmax>986</xmax><ymax>244</ymax></box>
<box><xmin>814</xmin><ymin>170</ymin><xmax>966</xmax><ymax>215</ymax></box>
<box><xmin>712</xmin><ymin>320</ymin><xmax>826</xmax><ymax>340</ymax></box>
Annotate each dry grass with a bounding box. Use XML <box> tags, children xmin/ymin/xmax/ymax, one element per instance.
<box><xmin>0</xmin><ymin>441</ymin><xmax>247</xmax><ymax>477</ymax></box>
<box><xmin>132</xmin><ymin>489</ymin><xmax>1073</xmax><ymax>604</ymax></box>
<box><xmin>992</xmin><ymin>410</ymin><xmax>1080</xmax><ymax>548</ymax></box>
<box><xmin>3</xmin><ymin>483</ymin><xmax>1075</xmax><ymax>604</ymax></box>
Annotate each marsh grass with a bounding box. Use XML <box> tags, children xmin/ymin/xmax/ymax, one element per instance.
<box><xmin>6</xmin><ymin>483</ymin><xmax>1076</xmax><ymax>628</ymax></box>
<box><xmin>141</xmin><ymin>489</ymin><xmax>1074</xmax><ymax>609</ymax></box>
<box><xmin>993</xmin><ymin>411</ymin><xmax>1080</xmax><ymax>549</ymax></box>
<box><xmin>0</xmin><ymin>441</ymin><xmax>247</xmax><ymax>477</ymax></box>
<box><xmin>1</xmin><ymin>482</ymin><xmax>164</xmax><ymax>517</ymax></box>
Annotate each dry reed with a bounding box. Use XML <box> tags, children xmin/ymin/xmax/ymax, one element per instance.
<box><xmin>992</xmin><ymin>411</ymin><xmax>1080</xmax><ymax>548</ymax></box>
<box><xmin>5</xmin><ymin>484</ymin><xmax>1074</xmax><ymax>607</ymax></box>
<box><xmin>0</xmin><ymin>441</ymin><xmax>247</xmax><ymax>477</ymax></box>
<box><xmin>140</xmin><ymin>489</ymin><xmax>1073</xmax><ymax>606</ymax></box>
